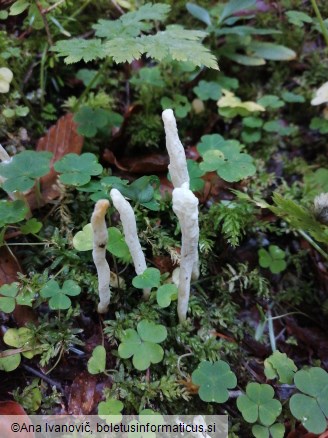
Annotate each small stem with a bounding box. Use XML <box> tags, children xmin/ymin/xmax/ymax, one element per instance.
<box><xmin>40</xmin><ymin>44</ymin><xmax>48</xmax><ymax>108</ymax></box>
<box><xmin>298</xmin><ymin>229</ymin><xmax>328</xmax><ymax>260</ymax></box>
<box><xmin>267</xmin><ymin>308</ymin><xmax>277</xmax><ymax>352</ymax></box>
<box><xmin>72</xmin><ymin>64</ymin><xmax>106</xmax><ymax>111</ymax></box>
<box><xmin>310</xmin><ymin>0</ymin><xmax>328</xmax><ymax>47</ymax></box>
<box><xmin>35</xmin><ymin>0</ymin><xmax>54</xmax><ymax>46</ymax></box>
<box><xmin>42</xmin><ymin>0</ymin><xmax>66</xmax><ymax>14</ymax></box>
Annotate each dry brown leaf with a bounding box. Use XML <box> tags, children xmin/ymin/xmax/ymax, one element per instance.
<box><xmin>67</xmin><ymin>371</ymin><xmax>98</xmax><ymax>415</ymax></box>
<box><xmin>26</xmin><ymin>113</ymin><xmax>84</xmax><ymax>209</ymax></box>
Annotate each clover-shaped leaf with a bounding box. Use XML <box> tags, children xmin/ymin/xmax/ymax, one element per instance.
<box><xmin>289</xmin><ymin>367</ymin><xmax>328</xmax><ymax>434</ymax></box>
<box><xmin>252</xmin><ymin>423</ymin><xmax>285</xmax><ymax>438</ymax></box>
<box><xmin>132</xmin><ymin>268</ymin><xmax>161</xmax><ymax>289</ymax></box>
<box><xmin>0</xmin><ymin>200</ymin><xmax>28</xmax><ymax>228</ymax></box>
<box><xmin>217</xmin><ymin>90</ymin><xmax>265</xmax><ymax>118</ymax></box>
<box><xmin>20</xmin><ymin>218</ymin><xmax>42</xmax><ymax>235</ymax></box>
<box><xmin>264</xmin><ymin>351</ymin><xmax>297</xmax><ymax>384</ymax></box>
<box><xmin>40</xmin><ymin>279</ymin><xmax>81</xmax><ymax>310</ymax></box>
<box><xmin>156</xmin><ymin>284</ymin><xmax>178</xmax><ymax>308</ymax></box>
<box><xmin>199</xmin><ymin>142</ymin><xmax>256</xmax><ymax>182</ymax></box>
<box><xmin>168</xmin><ymin>160</ymin><xmax>205</xmax><ymax>192</ymax></box>
<box><xmin>54</xmin><ymin>153</ymin><xmax>103</xmax><ymax>186</ymax></box>
<box><xmin>191</xmin><ymin>360</ymin><xmax>237</xmax><ymax>403</ymax></box>
<box><xmin>257</xmin><ymin>95</ymin><xmax>284</xmax><ymax>109</ymax></box>
<box><xmin>0</xmin><ymin>151</ymin><xmax>52</xmax><ymax>192</ymax></box>
<box><xmin>117</xmin><ymin>176</ymin><xmax>160</xmax><ymax>211</ymax></box>
<box><xmin>193</xmin><ymin>80</ymin><xmax>222</xmax><ymax>101</ymax></box>
<box><xmin>72</xmin><ymin>224</ymin><xmax>131</xmax><ymax>262</ymax></box>
<box><xmin>258</xmin><ymin>245</ymin><xmax>286</xmax><ymax>274</ymax></box>
<box><xmin>237</xmin><ymin>383</ymin><xmax>282</xmax><ymax>426</ymax></box>
<box><xmin>88</xmin><ymin>345</ymin><xmax>106</xmax><ymax>374</ymax></box>
<box><xmin>161</xmin><ymin>94</ymin><xmax>191</xmax><ymax>118</ymax></box>
<box><xmin>4</xmin><ymin>327</ymin><xmax>42</xmax><ymax>359</ymax></box>
<box><xmin>118</xmin><ymin>320</ymin><xmax>167</xmax><ymax>370</ymax></box>
<box><xmin>98</xmin><ymin>398</ymin><xmax>124</xmax><ymax>424</ymax></box>
<box><xmin>74</xmin><ymin>106</ymin><xmax>109</xmax><ymax>137</ymax></box>
<box><xmin>197</xmin><ymin>134</ymin><xmax>226</xmax><ymax>156</ymax></box>
<box><xmin>0</xmin><ymin>282</ymin><xmax>19</xmax><ymax>313</ymax></box>
<box><xmin>0</xmin><ymin>351</ymin><xmax>21</xmax><ymax>372</ymax></box>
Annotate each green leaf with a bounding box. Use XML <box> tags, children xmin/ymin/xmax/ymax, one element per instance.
<box><xmin>51</xmin><ymin>38</ymin><xmax>107</xmax><ymax>64</ymax></box>
<box><xmin>76</xmin><ymin>69</ymin><xmax>102</xmax><ymax>88</ymax></box>
<box><xmin>137</xmin><ymin>320</ymin><xmax>167</xmax><ymax>343</ymax></box>
<box><xmin>0</xmin><ymin>282</ymin><xmax>19</xmax><ymax>313</ymax></box>
<box><xmin>257</xmin><ymin>95</ymin><xmax>285</xmax><ymax>109</ymax></box>
<box><xmin>132</xmin><ymin>268</ymin><xmax>161</xmax><ymax>289</ymax></box>
<box><xmin>248</xmin><ymin>42</ymin><xmax>296</xmax><ymax>61</ymax></box>
<box><xmin>40</xmin><ymin>279</ymin><xmax>81</xmax><ymax>310</ymax></box>
<box><xmin>200</xmin><ymin>143</ymin><xmax>256</xmax><ymax>182</ymax></box>
<box><xmin>286</xmin><ymin>10</ymin><xmax>312</xmax><ymax>27</ymax></box>
<box><xmin>310</xmin><ymin>117</ymin><xmax>328</xmax><ymax>134</ymax></box>
<box><xmin>93</xmin><ymin>3</ymin><xmax>170</xmax><ymax>38</ymax></box>
<box><xmin>98</xmin><ymin>398</ymin><xmax>123</xmax><ymax>424</ymax></box>
<box><xmin>186</xmin><ymin>3</ymin><xmax>211</xmax><ymax>26</ymax></box>
<box><xmin>9</xmin><ymin>0</ymin><xmax>29</xmax><ymax>16</ymax></box>
<box><xmin>224</xmin><ymin>52</ymin><xmax>265</xmax><ymax>66</ymax></box>
<box><xmin>192</xmin><ymin>360</ymin><xmax>237</xmax><ymax>403</ymax></box>
<box><xmin>243</xmin><ymin>117</ymin><xmax>263</xmax><ymax>128</ymax></box>
<box><xmin>0</xmin><ymin>200</ymin><xmax>28</xmax><ymax>228</ymax></box>
<box><xmin>74</xmin><ymin>106</ymin><xmax>109</xmax><ymax>137</ymax></box>
<box><xmin>258</xmin><ymin>245</ymin><xmax>286</xmax><ymax>274</ymax></box>
<box><xmin>161</xmin><ymin>94</ymin><xmax>191</xmax><ymax>118</ymax></box>
<box><xmin>130</xmin><ymin>66</ymin><xmax>165</xmax><ymax>88</ymax></box>
<box><xmin>20</xmin><ymin>218</ymin><xmax>42</xmax><ymax>234</ymax></box>
<box><xmin>54</xmin><ymin>153</ymin><xmax>103</xmax><ymax>186</ymax></box>
<box><xmin>217</xmin><ymin>90</ymin><xmax>265</xmax><ymax>117</ymax></box>
<box><xmin>73</xmin><ymin>223</ymin><xmax>94</xmax><ymax>251</ymax></box>
<box><xmin>0</xmin><ymin>151</ymin><xmax>52</xmax><ymax>192</ymax></box>
<box><xmin>88</xmin><ymin>345</ymin><xmax>106</xmax><ymax>374</ymax></box>
<box><xmin>263</xmin><ymin>120</ymin><xmax>297</xmax><ymax>136</ymax></box>
<box><xmin>118</xmin><ymin>320</ymin><xmax>167</xmax><ymax>370</ymax></box>
<box><xmin>241</xmin><ymin>129</ymin><xmax>261</xmax><ymax>144</ymax></box>
<box><xmin>237</xmin><ymin>383</ymin><xmax>282</xmax><ymax>426</ymax></box>
<box><xmin>140</xmin><ymin>26</ymin><xmax>219</xmax><ymax>70</ymax></box>
<box><xmin>156</xmin><ymin>284</ymin><xmax>178</xmax><ymax>308</ymax></box>
<box><xmin>4</xmin><ymin>327</ymin><xmax>41</xmax><ymax>359</ymax></box>
<box><xmin>0</xmin><ymin>352</ymin><xmax>21</xmax><ymax>372</ymax></box>
<box><xmin>264</xmin><ymin>351</ymin><xmax>297</xmax><ymax>384</ymax></box>
<box><xmin>281</xmin><ymin>91</ymin><xmax>305</xmax><ymax>103</ymax></box>
<box><xmin>193</xmin><ymin>80</ymin><xmax>222</xmax><ymax>101</ymax></box>
<box><xmin>219</xmin><ymin>0</ymin><xmax>257</xmax><ymax>23</ymax></box>
<box><xmin>107</xmin><ymin>227</ymin><xmax>131</xmax><ymax>262</ymax></box>
<box><xmin>252</xmin><ymin>423</ymin><xmax>285</xmax><ymax>438</ymax></box>
<box><xmin>197</xmin><ymin>134</ymin><xmax>226</xmax><ymax>156</ymax></box>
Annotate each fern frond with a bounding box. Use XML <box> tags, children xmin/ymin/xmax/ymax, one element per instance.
<box><xmin>52</xmin><ymin>38</ymin><xmax>106</xmax><ymax>64</ymax></box>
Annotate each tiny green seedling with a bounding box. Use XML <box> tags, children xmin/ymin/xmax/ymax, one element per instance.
<box><xmin>193</xmin><ymin>80</ymin><xmax>222</xmax><ymax>101</ymax></box>
<box><xmin>191</xmin><ymin>360</ymin><xmax>237</xmax><ymax>403</ymax></box>
<box><xmin>87</xmin><ymin>345</ymin><xmax>106</xmax><ymax>374</ymax></box>
<box><xmin>54</xmin><ymin>152</ymin><xmax>103</xmax><ymax>186</ymax></box>
<box><xmin>237</xmin><ymin>383</ymin><xmax>282</xmax><ymax>426</ymax></box>
<box><xmin>40</xmin><ymin>279</ymin><xmax>81</xmax><ymax>310</ymax></box>
<box><xmin>258</xmin><ymin>245</ymin><xmax>286</xmax><ymax>274</ymax></box>
<box><xmin>118</xmin><ymin>320</ymin><xmax>167</xmax><ymax>370</ymax></box>
<box><xmin>161</xmin><ymin>95</ymin><xmax>191</xmax><ymax>118</ymax></box>
<box><xmin>0</xmin><ymin>150</ymin><xmax>52</xmax><ymax>192</ymax></box>
<box><xmin>20</xmin><ymin>218</ymin><xmax>43</xmax><ymax>235</ymax></box>
<box><xmin>289</xmin><ymin>367</ymin><xmax>328</xmax><ymax>434</ymax></box>
<box><xmin>264</xmin><ymin>350</ymin><xmax>297</xmax><ymax>384</ymax></box>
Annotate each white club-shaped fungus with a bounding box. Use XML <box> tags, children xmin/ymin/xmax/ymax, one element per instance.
<box><xmin>162</xmin><ymin>108</ymin><xmax>190</xmax><ymax>189</ymax></box>
<box><xmin>91</xmin><ymin>199</ymin><xmax>111</xmax><ymax>314</ymax></box>
<box><xmin>110</xmin><ymin>188</ymin><xmax>150</xmax><ymax>299</ymax></box>
<box><xmin>172</xmin><ymin>183</ymin><xmax>199</xmax><ymax>322</ymax></box>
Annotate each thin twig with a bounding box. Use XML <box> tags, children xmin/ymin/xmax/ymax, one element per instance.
<box><xmin>35</xmin><ymin>0</ymin><xmax>54</xmax><ymax>46</ymax></box>
<box><xmin>42</xmin><ymin>0</ymin><xmax>66</xmax><ymax>14</ymax></box>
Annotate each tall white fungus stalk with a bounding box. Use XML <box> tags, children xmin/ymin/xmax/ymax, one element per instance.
<box><xmin>91</xmin><ymin>199</ymin><xmax>111</xmax><ymax>314</ymax></box>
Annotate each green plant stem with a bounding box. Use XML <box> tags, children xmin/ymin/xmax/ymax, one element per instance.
<box><xmin>298</xmin><ymin>229</ymin><xmax>328</xmax><ymax>260</ymax></box>
<box><xmin>267</xmin><ymin>308</ymin><xmax>276</xmax><ymax>352</ymax></box>
<box><xmin>72</xmin><ymin>62</ymin><xmax>107</xmax><ymax>111</ymax></box>
<box><xmin>310</xmin><ymin>0</ymin><xmax>328</xmax><ymax>47</ymax></box>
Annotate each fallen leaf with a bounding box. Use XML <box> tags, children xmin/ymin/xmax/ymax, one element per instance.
<box><xmin>26</xmin><ymin>113</ymin><xmax>84</xmax><ymax>209</ymax></box>
<box><xmin>0</xmin><ymin>401</ymin><xmax>34</xmax><ymax>438</ymax></box>
<box><xmin>67</xmin><ymin>371</ymin><xmax>98</xmax><ymax>414</ymax></box>
<box><xmin>103</xmin><ymin>149</ymin><xmax>169</xmax><ymax>173</ymax></box>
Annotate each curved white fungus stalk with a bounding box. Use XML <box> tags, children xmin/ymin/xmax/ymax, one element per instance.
<box><xmin>162</xmin><ymin>109</ymin><xmax>190</xmax><ymax>189</ymax></box>
<box><xmin>110</xmin><ymin>188</ymin><xmax>150</xmax><ymax>299</ymax></box>
<box><xmin>0</xmin><ymin>144</ymin><xmax>11</xmax><ymax>186</ymax></box>
<box><xmin>91</xmin><ymin>199</ymin><xmax>111</xmax><ymax>314</ymax></box>
<box><xmin>173</xmin><ymin>183</ymin><xmax>199</xmax><ymax>322</ymax></box>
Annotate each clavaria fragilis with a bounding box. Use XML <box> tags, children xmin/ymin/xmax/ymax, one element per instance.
<box><xmin>91</xmin><ymin>199</ymin><xmax>111</xmax><ymax>314</ymax></box>
<box><xmin>110</xmin><ymin>188</ymin><xmax>150</xmax><ymax>299</ymax></box>
<box><xmin>172</xmin><ymin>182</ymin><xmax>199</xmax><ymax>322</ymax></box>
<box><xmin>162</xmin><ymin>108</ymin><xmax>190</xmax><ymax>189</ymax></box>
